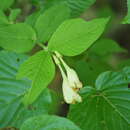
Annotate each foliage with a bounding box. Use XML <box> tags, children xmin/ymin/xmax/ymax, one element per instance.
<box><xmin>20</xmin><ymin>115</ymin><xmax>81</xmax><ymax>130</ymax></box>
<box><xmin>0</xmin><ymin>0</ymin><xmax>130</xmax><ymax>130</ymax></box>
<box><xmin>0</xmin><ymin>51</ymin><xmax>52</xmax><ymax>128</ymax></box>
<box><xmin>0</xmin><ymin>23</ymin><xmax>36</xmax><ymax>53</ymax></box>
<box><xmin>122</xmin><ymin>0</ymin><xmax>130</xmax><ymax>24</ymax></box>
<box><xmin>48</xmin><ymin>17</ymin><xmax>109</xmax><ymax>56</ymax></box>
<box><xmin>34</xmin><ymin>3</ymin><xmax>70</xmax><ymax>43</ymax></box>
<box><xmin>17</xmin><ymin>51</ymin><xmax>55</xmax><ymax>105</ymax></box>
<box><xmin>0</xmin><ymin>0</ymin><xmax>14</xmax><ymax>11</ymax></box>
<box><xmin>68</xmin><ymin>67</ymin><xmax>130</xmax><ymax>130</ymax></box>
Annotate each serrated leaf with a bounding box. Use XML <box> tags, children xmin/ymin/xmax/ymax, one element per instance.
<box><xmin>0</xmin><ymin>0</ymin><xmax>14</xmax><ymax>11</ymax></box>
<box><xmin>48</xmin><ymin>17</ymin><xmax>109</xmax><ymax>56</ymax></box>
<box><xmin>35</xmin><ymin>4</ymin><xmax>70</xmax><ymax>43</ymax></box>
<box><xmin>68</xmin><ymin>67</ymin><xmax>130</xmax><ymax>130</ymax></box>
<box><xmin>10</xmin><ymin>89</ymin><xmax>52</xmax><ymax>128</ymax></box>
<box><xmin>17</xmin><ymin>50</ymin><xmax>55</xmax><ymax>105</ymax></box>
<box><xmin>89</xmin><ymin>38</ymin><xmax>126</xmax><ymax>56</ymax></box>
<box><xmin>0</xmin><ymin>23</ymin><xmax>36</xmax><ymax>53</ymax></box>
<box><xmin>20</xmin><ymin>115</ymin><xmax>81</xmax><ymax>130</ymax></box>
<box><xmin>0</xmin><ymin>51</ymin><xmax>53</xmax><ymax>128</ymax></box>
<box><xmin>0</xmin><ymin>51</ymin><xmax>30</xmax><ymax>128</ymax></box>
<box><xmin>9</xmin><ymin>8</ymin><xmax>21</xmax><ymax>22</ymax></box>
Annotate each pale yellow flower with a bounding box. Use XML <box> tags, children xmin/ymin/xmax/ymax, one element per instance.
<box><xmin>66</xmin><ymin>68</ymin><xmax>82</xmax><ymax>90</ymax></box>
<box><xmin>58</xmin><ymin>55</ymin><xmax>83</xmax><ymax>89</ymax></box>
<box><xmin>62</xmin><ymin>75</ymin><xmax>82</xmax><ymax>104</ymax></box>
<box><xmin>53</xmin><ymin>53</ymin><xmax>82</xmax><ymax>104</ymax></box>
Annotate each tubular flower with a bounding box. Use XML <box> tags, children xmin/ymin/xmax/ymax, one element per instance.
<box><xmin>58</xmin><ymin>55</ymin><xmax>82</xmax><ymax>90</ymax></box>
<box><xmin>66</xmin><ymin>68</ymin><xmax>82</xmax><ymax>90</ymax></box>
<box><xmin>53</xmin><ymin>53</ymin><xmax>82</xmax><ymax>104</ymax></box>
<box><xmin>62</xmin><ymin>74</ymin><xmax>82</xmax><ymax>104</ymax></box>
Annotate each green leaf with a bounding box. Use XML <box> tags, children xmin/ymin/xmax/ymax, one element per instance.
<box><xmin>0</xmin><ymin>51</ymin><xmax>30</xmax><ymax>128</ymax></box>
<box><xmin>0</xmin><ymin>10</ymin><xmax>9</xmax><ymax>26</ymax></box>
<box><xmin>122</xmin><ymin>0</ymin><xmax>130</xmax><ymax>24</ymax></box>
<box><xmin>9</xmin><ymin>8</ymin><xmax>21</xmax><ymax>22</ymax></box>
<box><xmin>0</xmin><ymin>23</ymin><xmax>36</xmax><ymax>53</ymax></box>
<box><xmin>20</xmin><ymin>115</ymin><xmax>81</xmax><ymax>130</ymax></box>
<box><xmin>0</xmin><ymin>0</ymin><xmax>14</xmax><ymax>11</ymax></box>
<box><xmin>74</xmin><ymin>58</ymin><xmax>112</xmax><ymax>86</ymax></box>
<box><xmin>17</xmin><ymin>50</ymin><xmax>55</xmax><ymax>105</ymax></box>
<box><xmin>118</xmin><ymin>59</ymin><xmax>130</xmax><ymax>69</ymax></box>
<box><xmin>89</xmin><ymin>38</ymin><xmax>126</xmax><ymax>56</ymax></box>
<box><xmin>68</xmin><ymin>67</ymin><xmax>130</xmax><ymax>130</ymax></box>
<box><xmin>44</xmin><ymin>0</ymin><xmax>96</xmax><ymax>17</ymax></box>
<box><xmin>35</xmin><ymin>4</ymin><xmax>70</xmax><ymax>43</ymax></box>
<box><xmin>66</xmin><ymin>0</ymin><xmax>96</xmax><ymax>17</ymax></box>
<box><xmin>10</xmin><ymin>89</ymin><xmax>52</xmax><ymax>128</ymax></box>
<box><xmin>0</xmin><ymin>51</ymin><xmax>53</xmax><ymax>128</ymax></box>
<box><xmin>25</xmin><ymin>11</ymin><xmax>41</xmax><ymax>27</ymax></box>
<box><xmin>48</xmin><ymin>17</ymin><xmax>109</xmax><ymax>56</ymax></box>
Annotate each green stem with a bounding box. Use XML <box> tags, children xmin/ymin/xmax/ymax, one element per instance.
<box><xmin>54</xmin><ymin>51</ymin><xmax>70</xmax><ymax>70</ymax></box>
<box><xmin>53</xmin><ymin>55</ymin><xmax>67</xmax><ymax>80</ymax></box>
<box><xmin>38</xmin><ymin>43</ymin><xmax>48</xmax><ymax>50</ymax></box>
